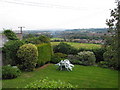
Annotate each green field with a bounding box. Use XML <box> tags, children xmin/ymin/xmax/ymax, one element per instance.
<box><xmin>51</xmin><ymin>42</ymin><xmax>102</xmax><ymax>49</ymax></box>
<box><xmin>2</xmin><ymin>64</ymin><xmax>118</xmax><ymax>88</ymax></box>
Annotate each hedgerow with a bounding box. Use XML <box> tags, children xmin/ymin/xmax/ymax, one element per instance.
<box><xmin>36</xmin><ymin>43</ymin><xmax>53</xmax><ymax>67</ymax></box>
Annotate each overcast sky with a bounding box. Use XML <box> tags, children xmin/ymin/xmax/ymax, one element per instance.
<box><xmin>0</xmin><ymin>0</ymin><xmax>116</xmax><ymax>31</ymax></box>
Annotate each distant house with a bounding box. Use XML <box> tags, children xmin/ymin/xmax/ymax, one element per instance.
<box><xmin>0</xmin><ymin>31</ymin><xmax>23</xmax><ymax>48</ymax></box>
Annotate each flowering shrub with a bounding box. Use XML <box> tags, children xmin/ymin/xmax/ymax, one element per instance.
<box><xmin>77</xmin><ymin>51</ymin><xmax>96</xmax><ymax>66</ymax></box>
<box><xmin>25</xmin><ymin>77</ymin><xmax>77</xmax><ymax>88</ymax></box>
<box><xmin>2</xmin><ymin>65</ymin><xmax>21</xmax><ymax>79</ymax></box>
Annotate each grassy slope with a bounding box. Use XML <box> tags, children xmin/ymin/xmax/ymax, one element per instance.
<box><xmin>2</xmin><ymin>64</ymin><xmax>118</xmax><ymax>88</ymax></box>
<box><xmin>51</xmin><ymin>42</ymin><xmax>101</xmax><ymax>49</ymax></box>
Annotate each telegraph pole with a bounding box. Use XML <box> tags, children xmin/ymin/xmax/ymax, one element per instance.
<box><xmin>18</xmin><ymin>26</ymin><xmax>25</xmax><ymax>34</ymax></box>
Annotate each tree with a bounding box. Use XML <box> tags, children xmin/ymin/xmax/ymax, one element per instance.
<box><xmin>3</xmin><ymin>29</ymin><xmax>19</xmax><ymax>40</ymax></box>
<box><xmin>103</xmin><ymin>1</ymin><xmax>120</xmax><ymax>70</ymax></box>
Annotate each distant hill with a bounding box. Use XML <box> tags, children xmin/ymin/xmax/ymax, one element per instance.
<box><xmin>65</xmin><ymin>28</ymin><xmax>108</xmax><ymax>33</ymax></box>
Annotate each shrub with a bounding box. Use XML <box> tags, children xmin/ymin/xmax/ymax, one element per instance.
<box><xmin>51</xmin><ymin>53</ymin><xmax>67</xmax><ymax>64</ymax></box>
<box><xmin>92</xmin><ymin>48</ymin><xmax>106</xmax><ymax>63</ymax></box>
<box><xmin>78</xmin><ymin>48</ymin><xmax>106</xmax><ymax>63</ymax></box>
<box><xmin>36</xmin><ymin>43</ymin><xmax>53</xmax><ymax>67</ymax></box>
<box><xmin>77</xmin><ymin>51</ymin><xmax>96</xmax><ymax>66</ymax></box>
<box><xmin>3</xmin><ymin>29</ymin><xmax>19</xmax><ymax>40</ymax></box>
<box><xmin>2</xmin><ymin>40</ymin><xmax>25</xmax><ymax>65</ymax></box>
<box><xmin>53</xmin><ymin>42</ymin><xmax>78</xmax><ymax>55</ymax></box>
<box><xmin>25</xmin><ymin>77</ymin><xmax>77</xmax><ymax>88</ymax></box>
<box><xmin>67</xmin><ymin>55</ymin><xmax>81</xmax><ymax>65</ymax></box>
<box><xmin>2</xmin><ymin>65</ymin><xmax>21</xmax><ymax>79</ymax></box>
<box><xmin>24</xmin><ymin>35</ymin><xmax>50</xmax><ymax>44</ymax></box>
<box><xmin>103</xmin><ymin>50</ymin><xmax>118</xmax><ymax>70</ymax></box>
<box><xmin>17</xmin><ymin>44</ymin><xmax>38</xmax><ymax>71</ymax></box>
<box><xmin>98</xmin><ymin>61</ymin><xmax>109</xmax><ymax>68</ymax></box>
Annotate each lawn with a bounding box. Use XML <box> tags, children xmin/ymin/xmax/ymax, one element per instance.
<box><xmin>51</xmin><ymin>42</ymin><xmax>101</xmax><ymax>49</ymax></box>
<box><xmin>2</xmin><ymin>64</ymin><xmax>118</xmax><ymax>88</ymax></box>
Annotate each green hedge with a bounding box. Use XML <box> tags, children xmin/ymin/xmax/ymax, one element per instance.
<box><xmin>36</xmin><ymin>43</ymin><xmax>53</xmax><ymax>66</ymax></box>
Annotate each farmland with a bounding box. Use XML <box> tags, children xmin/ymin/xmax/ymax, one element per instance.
<box><xmin>51</xmin><ymin>42</ymin><xmax>102</xmax><ymax>49</ymax></box>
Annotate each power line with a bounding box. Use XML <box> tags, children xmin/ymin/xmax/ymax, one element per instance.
<box><xmin>0</xmin><ymin>0</ymin><xmax>75</xmax><ymax>9</ymax></box>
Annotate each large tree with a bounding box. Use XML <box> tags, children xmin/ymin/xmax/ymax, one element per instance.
<box><xmin>103</xmin><ymin>1</ymin><xmax>120</xmax><ymax>70</ymax></box>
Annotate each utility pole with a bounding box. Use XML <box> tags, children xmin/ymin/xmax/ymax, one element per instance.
<box><xmin>18</xmin><ymin>26</ymin><xmax>25</xmax><ymax>34</ymax></box>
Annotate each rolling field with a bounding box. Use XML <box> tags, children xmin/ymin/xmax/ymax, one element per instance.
<box><xmin>2</xmin><ymin>64</ymin><xmax>118</xmax><ymax>88</ymax></box>
<box><xmin>51</xmin><ymin>42</ymin><xmax>102</xmax><ymax>49</ymax></box>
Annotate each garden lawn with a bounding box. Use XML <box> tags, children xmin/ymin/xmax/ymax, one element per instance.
<box><xmin>2</xmin><ymin>64</ymin><xmax>118</xmax><ymax>88</ymax></box>
<box><xmin>51</xmin><ymin>42</ymin><xmax>101</xmax><ymax>49</ymax></box>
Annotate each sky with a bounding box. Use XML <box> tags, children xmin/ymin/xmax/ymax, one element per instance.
<box><xmin>0</xmin><ymin>0</ymin><xmax>117</xmax><ymax>31</ymax></box>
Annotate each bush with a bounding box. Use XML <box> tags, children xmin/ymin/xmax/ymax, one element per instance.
<box><xmin>53</xmin><ymin>42</ymin><xmax>78</xmax><ymax>55</ymax></box>
<box><xmin>92</xmin><ymin>48</ymin><xmax>106</xmax><ymax>63</ymax></box>
<box><xmin>78</xmin><ymin>48</ymin><xmax>106</xmax><ymax>63</ymax></box>
<box><xmin>2</xmin><ymin>40</ymin><xmax>25</xmax><ymax>65</ymax></box>
<box><xmin>3</xmin><ymin>29</ymin><xmax>19</xmax><ymax>40</ymax></box>
<box><xmin>51</xmin><ymin>53</ymin><xmax>67</xmax><ymax>64</ymax></box>
<box><xmin>17</xmin><ymin>44</ymin><xmax>38</xmax><ymax>71</ymax></box>
<box><xmin>98</xmin><ymin>61</ymin><xmax>109</xmax><ymax>68</ymax></box>
<box><xmin>67</xmin><ymin>55</ymin><xmax>81</xmax><ymax>65</ymax></box>
<box><xmin>77</xmin><ymin>51</ymin><xmax>96</xmax><ymax>66</ymax></box>
<box><xmin>2</xmin><ymin>65</ymin><xmax>21</xmax><ymax>79</ymax></box>
<box><xmin>24</xmin><ymin>35</ymin><xmax>50</xmax><ymax>44</ymax></box>
<box><xmin>25</xmin><ymin>77</ymin><xmax>77</xmax><ymax>88</ymax></box>
<box><xmin>36</xmin><ymin>43</ymin><xmax>53</xmax><ymax>67</ymax></box>
<box><xmin>103</xmin><ymin>50</ymin><xmax>118</xmax><ymax>70</ymax></box>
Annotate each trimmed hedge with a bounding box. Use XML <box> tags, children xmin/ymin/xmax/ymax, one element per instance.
<box><xmin>36</xmin><ymin>43</ymin><xmax>53</xmax><ymax>67</ymax></box>
<box><xmin>17</xmin><ymin>44</ymin><xmax>38</xmax><ymax>71</ymax></box>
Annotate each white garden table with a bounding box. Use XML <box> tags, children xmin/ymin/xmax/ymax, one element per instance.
<box><xmin>56</xmin><ymin>59</ymin><xmax>74</xmax><ymax>71</ymax></box>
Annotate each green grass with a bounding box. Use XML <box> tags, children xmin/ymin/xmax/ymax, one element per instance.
<box><xmin>50</xmin><ymin>38</ymin><xmax>64</xmax><ymax>40</ymax></box>
<box><xmin>51</xmin><ymin>42</ymin><xmax>101</xmax><ymax>49</ymax></box>
<box><xmin>2</xmin><ymin>64</ymin><xmax>118</xmax><ymax>88</ymax></box>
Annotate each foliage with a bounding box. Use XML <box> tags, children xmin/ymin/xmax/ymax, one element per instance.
<box><xmin>51</xmin><ymin>53</ymin><xmax>67</xmax><ymax>63</ymax></box>
<box><xmin>67</xmin><ymin>55</ymin><xmax>81</xmax><ymax>65</ymax></box>
<box><xmin>3</xmin><ymin>29</ymin><xmax>19</xmax><ymax>40</ymax></box>
<box><xmin>25</xmin><ymin>77</ymin><xmax>77</xmax><ymax>88</ymax></box>
<box><xmin>24</xmin><ymin>35</ymin><xmax>50</xmax><ymax>44</ymax></box>
<box><xmin>77</xmin><ymin>51</ymin><xmax>96</xmax><ymax>66</ymax></box>
<box><xmin>92</xmin><ymin>48</ymin><xmax>106</xmax><ymax>63</ymax></box>
<box><xmin>2</xmin><ymin>65</ymin><xmax>21</xmax><ymax>79</ymax></box>
<box><xmin>104</xmin><ymin>2</ymin><xmax>120</xmax><ymax>70</ymax></box>
<box><xmin>36</xmin><ymin>43</ymin><xmax>53</xmax><ymax>66</ymax></box>
<box><xmin>103</xmin><ymin>50</ymin><xmax>118</xmax><ymax>69</ymax></box>
<box><xmin>78</xmin><ymin>47</ymin><xmax>106</xmax><ymax>63</ymax></box>
<box><xmin>98</xmin><ymin>61</ymin><xmax>109</xmax><ymax>68</ymax></box>
<box><xmin>17</xmin><ymin>44</ymin><xmax>38</xmax><ymax>71</ymax></box>
<box><xmin>2</xmin><ymin>40</ymin><xmax>25</xmax><ymax>65</ymax></box>
<box><xmin>53</xmin><ymin>42</ymin><xmax>78</xmax><ymax>55</ymax></box>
